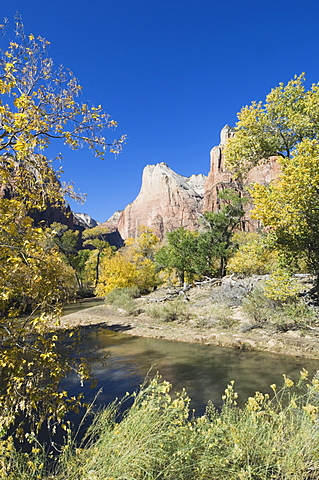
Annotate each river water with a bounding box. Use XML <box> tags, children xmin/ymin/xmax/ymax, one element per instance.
<box><xmin>60</xmin><ymin>325</ymin><xmax>319</xmax><ymax>416</ymax></box>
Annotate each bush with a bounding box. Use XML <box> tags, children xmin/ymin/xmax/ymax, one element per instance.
<box><xmin>271</xmin><ymin>301</ymin><xmax>317</xmax><ymax>331</ymax></box>
<box><xmin>209</xmin><ymin>304</ymin><xmax>237</xmax><ymax>329</ymax></box>
<box><xmin>147</xmin><ymin>299</ymin><xmax>191</xmax><ymax>322</ymax></box>
<box><xmin>105</xmin><ymin>286</ymin><xmax>141</xmax><ymax>315</ymax></box>
<box><xmin>264</xmin><ymin>268</ymin><xmax>300</xmax><ymax>303</ymax></box>
<box><xmin>197</xmin><ymin>304</ymin><xmax>237</xmax><ymax>329</ymax></box>
<box><xmin>242</xmin><ymin>284</ymin><xmax>317</xmax><ymax>330</ymax></box>
<box><xmin>227</xmin><ymin>234</ymin><xmax>279</xmax><ymax>276</ymax></box>
<box><xmin>242</xmin><ymin>285</ymin><xmax>275</xmax><ymax>324</ymax></box>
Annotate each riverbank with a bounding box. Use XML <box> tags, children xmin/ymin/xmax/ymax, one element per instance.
<box><xmin>60</xmin><ymin>282</ymin><xmax>319</xmax><ymax>360</ymax></box>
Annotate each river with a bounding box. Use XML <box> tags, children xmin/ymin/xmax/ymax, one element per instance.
<box><xmin>60</xmin><ymin>324</ymin><xmax>319</xmax><ymax>416</ymax></box>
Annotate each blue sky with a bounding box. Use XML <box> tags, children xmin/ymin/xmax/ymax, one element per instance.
<box><xmin>3</xmin><ymin>0</ymin><xmax>319</xmax><ymax>222</ymax></box>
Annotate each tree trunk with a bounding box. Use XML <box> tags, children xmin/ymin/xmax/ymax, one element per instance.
<box><xmin>95</xmin><ymin>250</ymin><xmax>101</xmax><ymax>288</ymax></box>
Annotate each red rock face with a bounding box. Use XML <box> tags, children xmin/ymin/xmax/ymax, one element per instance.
<box><xmin>117</xmin><ymin>163</ymin><xmax>206</xmax><ymax>240</ymax></box>
<box><xmin>203</xmin><ymin>126</ymin><xmax>280</xmax><ymax>231</ymax></box>
<box><xmin>112</xmin><ymin>126</ymin><xmax>281</xmax><ymax>239</ymax></box>
<box><xmin>202</xmin><ymin>143</ymin><xmax>233</xmax><ymax>213</ymax></box>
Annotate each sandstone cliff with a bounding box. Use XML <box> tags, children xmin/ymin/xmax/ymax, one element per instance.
<box><xmin>108</xmin><ymin>126</ymin><xmax>280</xmax><ymax>239</ymax></box>
<box><xmin>117</xmin><ymin>163</ymin><xmax>206</xmax><ymax>239</ymax></box>
<box><xmin>203</xmin><ymin>125</ymin><xmax>280</xmax><ymax>231</ymax></box>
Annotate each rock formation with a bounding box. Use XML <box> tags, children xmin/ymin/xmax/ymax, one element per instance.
<box><xmin>73</xmin><ymin>212</ymin><xmax>99</xmax><ymax>229</ymax></box>
<box><xmin>203</xmin><ymin>125</ymin><xmax>280</xmax><ymax>231</ymax></box>
<box><xmin>98</xmin><ymin>211</ymin><xmax>125</xmax><ymax>248</ymax></box>
<box><xmin>0</xmin><ymin>154</ymin><xmax>124</xmax><ymax>248</ymax></box>
<box><xmin>203</xmin><ymin>125</ymin><xmax>235</xmax><ymax>214</ymax></box>
<box><xmin>117</xmin><ymin>163</ymin><xmax>206</xmax><ymax>240</ymax></box>
<box><xmin>106</xmin><ymin>125</ymin><xmax>280</xmax><ymax>239</ymax></box>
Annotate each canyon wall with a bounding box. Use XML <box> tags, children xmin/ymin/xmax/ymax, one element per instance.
<box><xmin>203</xmin><ymin>125</ymin><xmax>280</xmax><ymax>231</ymax></box>
<box><xmin>117</xmin><ymin>163</ymin><xmax>206</xmax><ymax>239</ymax></box>
<box><xmin>113</xmin><ymin>126</ymin><xmax>280</xmax><ymax>239</ymax></box>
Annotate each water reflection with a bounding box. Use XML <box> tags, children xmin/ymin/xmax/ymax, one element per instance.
<box><xmin>62</xmin><ymin>298</ymin><xmax>105</xmax><ymax>315</ymax></box>
<box><xmin>60</xmin><ymin>326</ymin><xmax>319</xmax><ymax>416</ymax></box>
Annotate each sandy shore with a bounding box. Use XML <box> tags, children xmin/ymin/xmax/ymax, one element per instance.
<box><xmin>60</xmin><ymin>301</ymin><xmax>319</xmax><ymax>360</ymax></box>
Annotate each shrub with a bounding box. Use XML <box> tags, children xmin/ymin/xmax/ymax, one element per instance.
<box><xmin>105</xmin><ymin>286</ymin><xmax>141</xmax><ymax>315</ymax></box>
<box><xmin>271</xmin><ymin>301</ymin><xmax>317</xmax><ymax>331</ymax></box>
<box><xmin>46</xmin><ymin>372</ymin><xmax>319</xmax><ymax>479</ymax></box>
<box><xmin>227</xmin><ymin>235</ymin><xmax>279</xmax><ymax>276</ymax></box>
<box><xmin>147</xmin><ymin>299</ymin><xmax>191</xmax><ymax>322</ymax></box>
<box><xmin>209</xmin><ymin>304</ymin><xmax>237</xmax><ymax>329</ymax></box>
<box><xmin>242</xmin><ymin>283</ymin><xmax>317</xmax><ymax>330</ymax></box>
<box><xmin>197</xmin><ymin>304</ymin><xmax>237</xmax><ymax>329</ymax></box>
<box><xmin>5</xmin><ymin>373</ymin><xmax>319</xmax><ymax>479</ymax></box>
<box><xmin>264</xmin><ymin>268</ymin><xmax>300</xmax><ymax>303</ymax></box>
<box><xmin>242</xmin><ymin>285</ymin><xmax>275</xmax><ymax>324</ymax></box>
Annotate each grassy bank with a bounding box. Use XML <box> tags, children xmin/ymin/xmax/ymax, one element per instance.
<box><xmin>3</xmin><ymin>371</ymin><xmax>319</xmax><ymax>479</ymax></box>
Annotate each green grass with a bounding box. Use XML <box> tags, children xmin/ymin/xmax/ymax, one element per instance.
<box><xmin>4</xmin><ymin>371</ymin><xmax>319</xmax><ymax>479</ymax></box>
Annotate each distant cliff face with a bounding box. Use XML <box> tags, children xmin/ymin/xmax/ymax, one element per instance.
<box><xmin>0</xmin><ymin>156</ymin><xmax>124</xmax><ymax>248</ymax></box>
<box><xmin>203</xmin><ymin>125</ymin><xmax>280</xmax><ymax>231</ymax></box>
<box><xmin>117</xmin><ymin>163</ymin><xmax>206</xmax><ymax>239</ymax></box>
<box><xmin>73</xmin><ymin>212</ymin><xmax>99</xmax><ymax>229</ymax></box>
<box><xmin>108</xmin><ymin>126</ymin><xmax>280</xmax><ymax>239</ymax></box>
<box><xmin>203</xmin><ymin>126</ymin><xmax>234</xmax><ymax>214</ymax></box>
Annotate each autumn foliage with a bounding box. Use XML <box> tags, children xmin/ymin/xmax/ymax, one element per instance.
<box><xmin>0</xmin><ymin>17</ymin><xmax>123</xmax><ymax>438</ymax></box>
<box><xmin>225</xmin><ymin>74</ymin><xmax>319</xmax><ymax>287</ymax></box>
<box><xmin>96</xmin><ymin>227</ymin><xmax>160</xmax><ymax>295</ymax></box>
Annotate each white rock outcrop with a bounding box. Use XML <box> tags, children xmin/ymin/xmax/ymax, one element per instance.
<box><xmin>117</xmin><ymin>163</ymin><xmax>206</xmax><ymax>239</ymax></box>
<box><xmin>73</xmin><ymin>212</ymin><xmax>99</xmax><ymax>228</ymax></box>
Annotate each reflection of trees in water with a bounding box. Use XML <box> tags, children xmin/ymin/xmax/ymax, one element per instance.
<box><xmin>73</xmin><ymin>331</ymin><xmax>319</xmax><ymax>417</ymax></box>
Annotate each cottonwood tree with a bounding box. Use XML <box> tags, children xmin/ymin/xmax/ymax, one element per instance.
<box><xmin>82</xmin><ymin>226</ymin><xmax>114</xmax><ymax>287</ymax></box>
<box><xmin>155</xmin><ymin>228</ymin><xmax>200</xmax><ymax>284</ymax></box>
<box><xmin>96</xmin><ymin>253</ymin><xmax>158</xmax><ymax>295</ymax></box>
<box><xmin>224</xmin><ymin>74</ymin><xmax>319</xmax><ymax>288</ymax></box>
<box><xmin>49</xmin><ymin>222</ymin><xmax>87</xmax><ymax>289</ymax></box>
<box><xmin>0</xmin><ymin>17</ymin><xmax>124</xmax><ymax>437</ymax></box>
<box><xmin>224</xmin><ymin>73</ymin><xmax>319</xmax><ymax>178</ymax></box>
<box><xmin>156</xmin><ymin>190</ymin><xmax>245</xmax><ymax>282</ymax></box>
<box><xmin>96</xmin><ymin>227</ymin><xmax>159</xmax><ymax>295</ymax></box>
<box><xmin>251</xmin><ymin>139</ymin><xmax>319</xmax><ymax>288</ymax></box>
<box><xmin>124</xmin><ymin>225</ymin><xmax>160</xmax><ymax>261</ymax></box>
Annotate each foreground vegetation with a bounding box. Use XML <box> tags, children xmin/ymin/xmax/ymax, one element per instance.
<box><xmin>0</xmin><ymin>17</ymin><xmax>124</xmax><ymax>439</ymax></box>
<box><xmin>3</xmin><ymin>372</ymin><xmax>319</xmax><ymax>480</ymax></box>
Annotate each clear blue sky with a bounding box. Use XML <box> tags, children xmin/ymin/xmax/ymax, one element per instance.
<box><xmin>3</xmin><ymin>0</ymin><xmax>319</xmax><ymax>222</ymax></box>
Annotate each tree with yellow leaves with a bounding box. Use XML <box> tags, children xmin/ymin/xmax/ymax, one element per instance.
<box><xmin>0</xmin><ymin>17</ymin><xmax>124</xmax><ymax>439</ymax></box>
<box><xmin>224</xmin><ymin>74</ymin><xmax>319</xmax><ymax>288</ymax></box>
<box><xmin>82</xmin><ymin>226</ymin><xmax>114</xmax><ymax>287</ymax></box>
<box><xmin>227</xmin><ymin>233</ymin><xmax>279</xmax><ymax>276</ymax></box>
<box><xmin>96</xmin><ymin>227</ymin><xmax>160</xmax><ymax>296</ymax></box>
<box><xmin>251</xmin><ymin>139</ymin><xmax>319</xmax><ymax>287</ymax></box>
<box><xmin>124</xmin><ymin>225</ymin><xmax>160</xmax><ymax>262</ymax></box>
<box><xmin>96</xmin><ymin>253</ymin><xmax>158</xmax><ymax>295</ymax></box>
<box><xmin>224</xmin><ymin>74</ymin><xmax>319</xmax><ymax>179</ymax></box>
